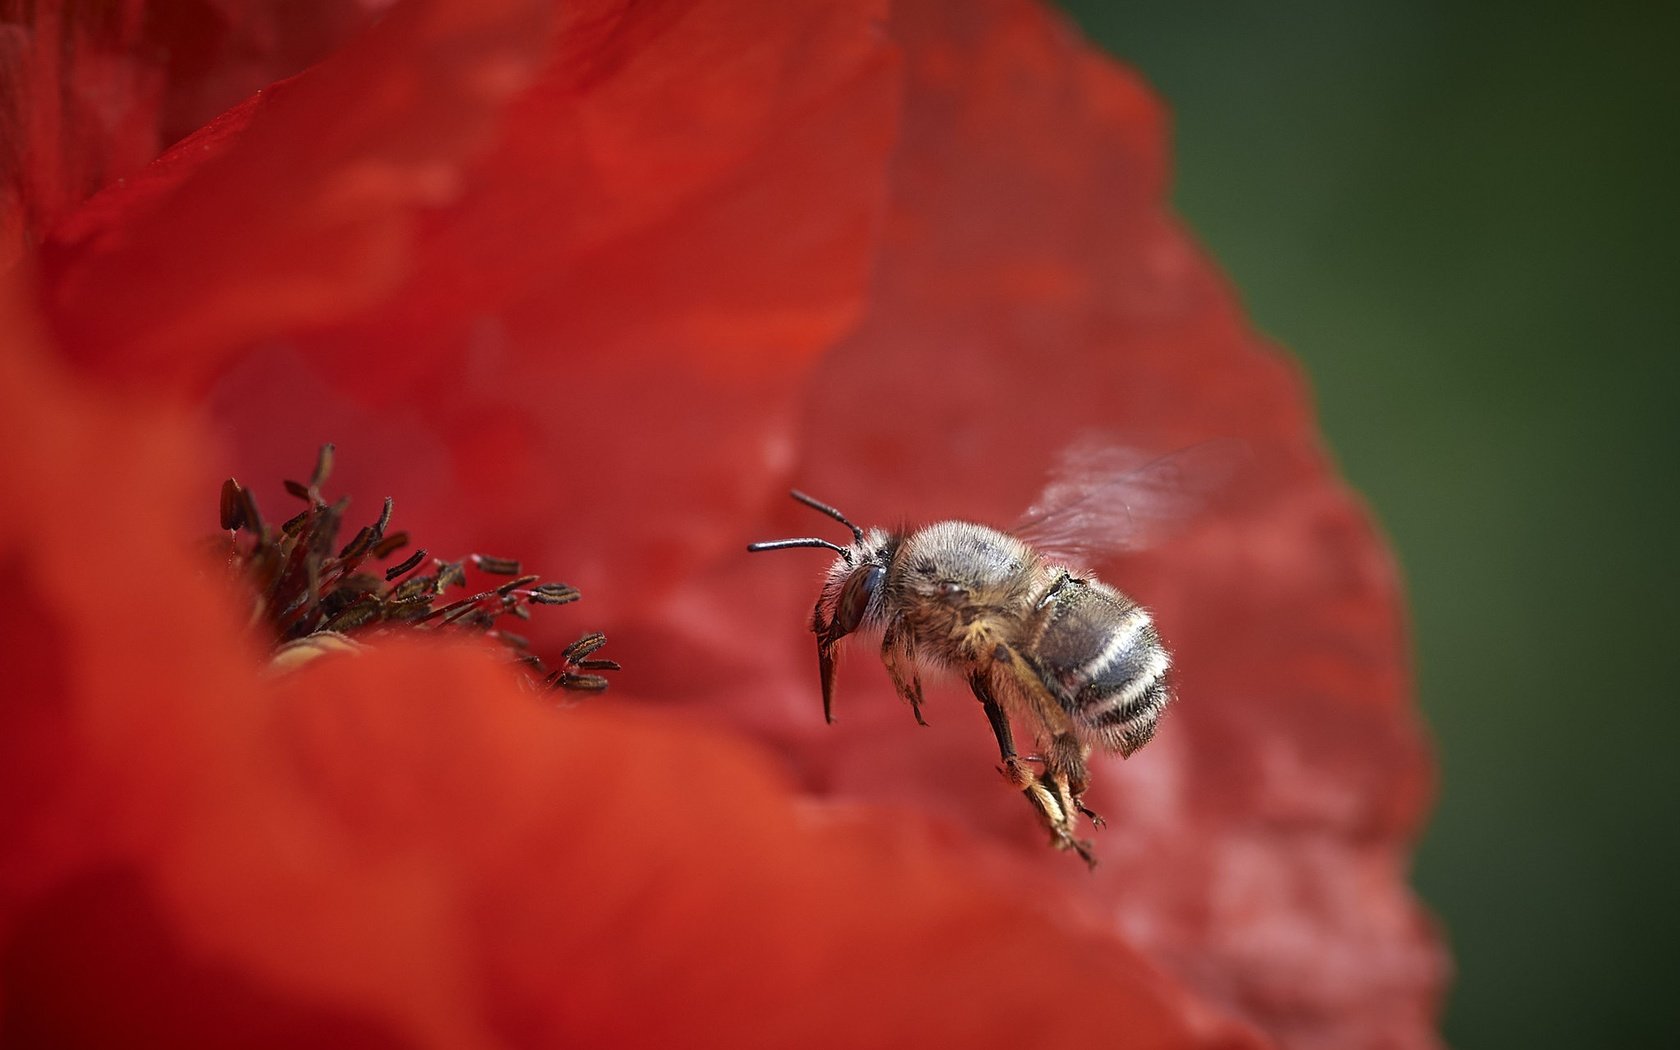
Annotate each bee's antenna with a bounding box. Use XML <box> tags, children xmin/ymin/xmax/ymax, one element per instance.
<box><xmin>747</xmin><ymin>538</ymin><xmax>850</xmax><ymax>556</ymax></box>
<box><xmin>788</xmin><ymin>490</ymin><xmax>865</xmax><ymax>545</ymax></box>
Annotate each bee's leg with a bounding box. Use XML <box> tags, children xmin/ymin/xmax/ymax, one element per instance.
<box><xmin>881</xmin><ymin>625</ymin><xmax>927</xmax><ymax>726</ymax></box>
<box><xmin>1046</xmin><ymin>732</ymin><xmax>1104</xmax><ymax>829</ymax></box>
<box><xmin>968</xmin><ymin>672</ymin><xmax>1030</xmax><ymax>786</ymax></box>
<box><xmin>969</xmin><ymin>673</ymin><xmax>1095</xmax><ymax>866</ymax></box>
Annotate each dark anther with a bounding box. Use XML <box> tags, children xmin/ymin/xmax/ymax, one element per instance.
<box><xmin>472</xmin><ymin>553</ymin><xmax>523</xmax><ymax>576</ymax></box>
<box><xmin>337</xmin><ymin>526</ymin><xmax>374</xmax><ymax>560</ymax></box>
<box><xmin>309</xmin><ymin>443</ymin><xmax>335</xmax><ymax>490</ymax></box>
<box><xmin>384</xmin><ymin>547</ymin><xmax>428</xmax><ymax>582</ymax></box>
<box><xmin>528</xmin><ymin>583</ymin><xmax>581</xmax><ymax>605</ymax></box>
<box><xmin>370</xmin><ymin>531</ymin><xmax>410</xmax><ymax>559</ymax></box>
<box><xmin>219</xmin><ymin>479</ymin><xmax>247</xmax><ymax>531</ymax></box>
<box><xmin>279</xmin><ymin>508</ymin><xmax>310</xmax><ymax>536</ymax></box>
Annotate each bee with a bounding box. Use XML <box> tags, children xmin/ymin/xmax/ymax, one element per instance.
<box><xmin>747</xmin><ymin>443</ymin><xmax>1215</xmax><ymax>865</ymax></box>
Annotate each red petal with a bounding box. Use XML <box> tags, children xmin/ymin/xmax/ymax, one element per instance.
<box><xmin>39</xmin><ymin>0</ymin><xmax>904</xmax><ymax>623</ymax></box>
<box><xmin>636</xmin><ymin>2</ymin><xmax>1448</xmax><ymax>1046</ymax></box>
<box><xmin>0</xmin><ymin>0</ymin><xmax>363</xmax><ymax>263</ymax></box>
<box><xmin>40</xmin><ymin>0</ymin><xmax>557</xmax><ymax>381</ymax></box>
<box><xmin>11</xmin><ymin>0</ymin><xmax>1446</xmax><ymax>1045</ymax></box>
<box><xmin>0</xmin><ymin>285</ymin><xmax>1263</xmax><ymax>1047</ymax></box>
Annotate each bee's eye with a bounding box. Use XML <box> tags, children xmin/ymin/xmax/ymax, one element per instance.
<box><xmin>837</xmin><ymin>565</ymin><xmax>883</xmax><ymax>633</ymax></box>
<box><xmin>938</xmin><ymin>581</ymin><xmax>967</xmax><ymax>599</ymax></box>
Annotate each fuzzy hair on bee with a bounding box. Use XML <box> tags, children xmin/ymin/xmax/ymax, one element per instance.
<box><xmin>745</xmin><ymin>441</ymin><xmax>1219</xmax><ymax>866</ymax></box>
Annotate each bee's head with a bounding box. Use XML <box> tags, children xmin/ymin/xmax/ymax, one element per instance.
<box><xmin>750</xmin><ymin>490</ymin><xmax>903</xmax><ymax>725</ymax></box>
<box><xmin>747</xmin><ymin>490</ymin><xmax>893</xmax><ymax>639</ymax></box>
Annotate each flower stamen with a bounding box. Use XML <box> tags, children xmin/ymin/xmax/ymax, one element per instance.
<box><xmin>218</xmin><ymin>444</ymin><xmax>617</xmax><ymax>692</ymax></box>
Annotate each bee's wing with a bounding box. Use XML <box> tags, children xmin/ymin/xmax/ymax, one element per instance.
<box><xmin>1013</xmin><ymin>437</ymin><xmax>1251</xmax><ymax>566</ymax></box>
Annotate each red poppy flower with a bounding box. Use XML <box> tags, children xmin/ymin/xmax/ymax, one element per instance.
<box><xmin>2</xmin><ymin>0</ymin><xmax>1445</xmax><ymax>1047</ymax></box>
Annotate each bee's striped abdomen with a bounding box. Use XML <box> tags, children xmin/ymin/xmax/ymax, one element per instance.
<box><xmin>1026</xmin><ymin>577</ymin><xmax>1172</xmax><ymax>757</ymax></box>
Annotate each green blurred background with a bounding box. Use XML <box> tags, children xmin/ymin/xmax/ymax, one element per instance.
<box><xmin>1059</xmin><ymin>2</ymin><xmax>1678</xmax><ymax>1047</ymax></box>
